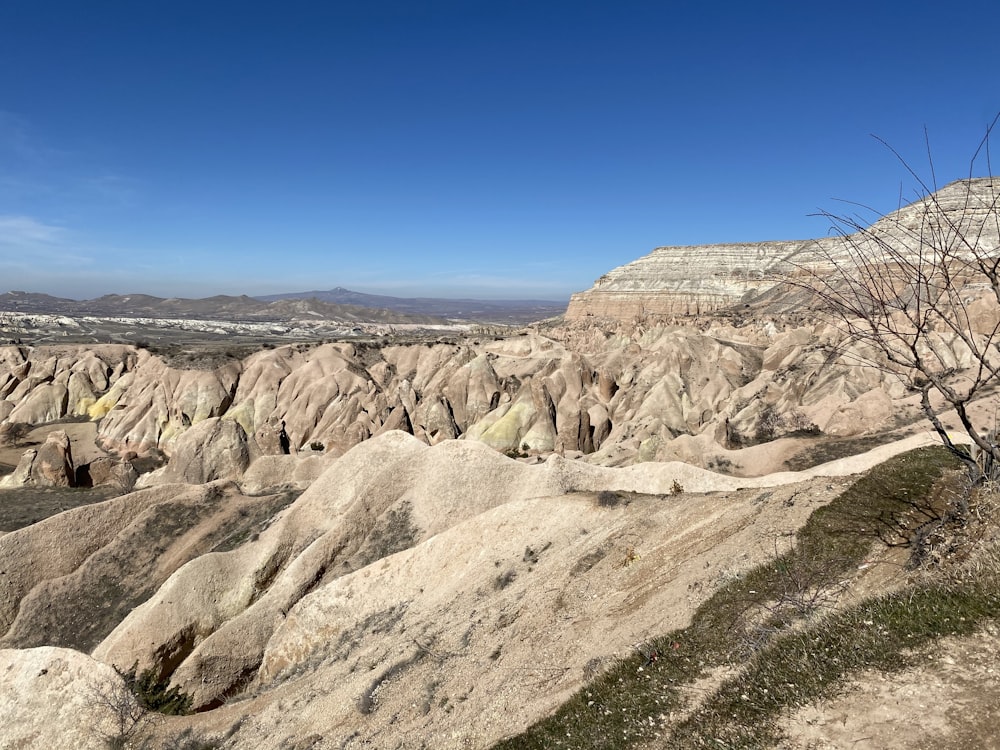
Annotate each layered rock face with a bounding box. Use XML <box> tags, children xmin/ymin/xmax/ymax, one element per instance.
<box><xmin>567</xmin><ymin>178</ymin><xmax>1000</xmax><ymax>321</ymax></box>
<box><xmin>566</xmin><ymin>238</ymin><xmax>827</xmax><ymax>319</ymax></box>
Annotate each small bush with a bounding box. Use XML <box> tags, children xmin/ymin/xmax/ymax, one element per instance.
<box><xmin>0</xmin><ymin>421</ymin><xmax>31</xmax><ymax>448</ymax></box>
<box><xmin>596</xmin><ymin>491</ymin><xmax>621</xmax><ymax>507</ymax></box>
<box><xmin>117</xmin><ymin>663</ymin><xmax>193</xmax><ymax>716</ymax></box>
<box><xmin>494</xmin><ymin>569</ymin><xmax>517</xmax><ymax>590</ymax></box>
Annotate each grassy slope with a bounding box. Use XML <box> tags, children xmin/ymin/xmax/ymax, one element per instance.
<box><xmin>493</xmin><ymin>446</ymin><xmax>1000</xmax><ymax>749</ymax></box>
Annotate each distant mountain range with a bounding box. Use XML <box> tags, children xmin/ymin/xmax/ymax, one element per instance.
<box><xmin>257</xmin><ymin>287</ymin><xmax>567</xmax><ymax>324</ymax></box>
<box><xmin>0</xmin><ymin>288</ymin><xmax>567</xmax><ymax>325</ymax></box>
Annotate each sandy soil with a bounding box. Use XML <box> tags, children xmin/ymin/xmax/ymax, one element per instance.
<box><xmin>779</xmin><ymin>625</ymin><xmax>1000</xmax><ymax>750</ymax></box>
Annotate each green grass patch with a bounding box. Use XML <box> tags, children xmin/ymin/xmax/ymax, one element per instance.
<box><xmin>491</xmin><ymin>446</ymin><xmax>984</xmax><ymax>749</ymax></box>
<box><xmin>671</xmin><ymin>582</ymin><xmax>1000</xmax><ymax>748</ymax></box>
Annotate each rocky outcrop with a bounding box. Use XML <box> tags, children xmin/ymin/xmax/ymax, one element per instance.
<box><xmin>566</xmin><ymin>178</ymin><xmax>1000</xmax><ymax>322</ymax></box>
<box><xmin>0</xmin><ymin>429</ymin><xmax>75</xmax><ymax>487</ymax></box>
<box><xmin>90</xmin><ymin>429</ymin><xmax>875</xmax><ymax>716</ymax></box>
<box><xmin>136</xmin><ymin>417</ymin><xmax>251</xmax><ymax>487</ymax></box>
<box><xmin>32</xmin><ymin>429</ymin><xmax>75</xmax><ymax>486</ymax></box>
<box><xmin>566</xmin><ymin>238</ymin><xmax>827</xmax><ymax>320</ymax></box>
<box><xmin>75</xmin><ymin>456</ymin><xmax>139</xmax><ymax>491</ymax></box>
<box><xmin>8</xmin><ymin>219</ymin><xmax>999</xmax><ymax>478</ymax></box>
<box><xmin>0</xmin><ymin>429</ymin><xmax>953</xmax><ymax>748</ymax></box>
<box><xmin>0</xmin><ymin>482</ymin><xmax>297</xmax><ymax>653</ymax></box>
<box><xmin>0</xmin><ymin>647</ymin><xmax>121</xmax><ymax>750</ymax></box>
<box><xmin>92</xmin><ymin>352</ymin><xmax>240</xmax><ymax>455</ymax></box>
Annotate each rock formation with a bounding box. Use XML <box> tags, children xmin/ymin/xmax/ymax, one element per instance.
<box><xmin>0</xmin><ymin>647</ymin><xmax>123</xmax><ymax>750</ymax></box>
<box><xmin>0</xmin><ymin>320</ymin><xmax>951</xmax><ymax>481</ymax></box>
<box><xmin>566</xmin><ymin>238</ymin><xmax>826</xmax><ymax>319</ymax></box>
<box><xmin>19</xmin><ymin>178</ymin><xmax>1000</xmax><ymax>477</ymax></box>
<box><xmin>566</xmin><ymin>178</ymin><xmax>1000</xmax><ymax>322</ymax></box>
<box><xmin>0</xmin><ymin>429</ymin><xmax>954</xmax><ymax>748</ymax></box>
<box><xmin>136</xmin><ymin>417</ymin><xmax>251</xmax><ymax>487</ymax></box>
<box><xmin>0</xmin><ymin>429</ymin><xmax>75</xmax><ymax>487</ymax></box>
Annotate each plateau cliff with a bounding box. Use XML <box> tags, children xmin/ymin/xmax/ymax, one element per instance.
<box><xmin>567</xmin><ymin>178</ymin><xmax>1000</xmax><ymax>321</ymax></box>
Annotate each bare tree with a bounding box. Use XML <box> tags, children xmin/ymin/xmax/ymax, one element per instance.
<box><xmin>787</xmin><ymin>116</ymin><xmax>1000</xmax><ymax>479</ymax></box>
<box><xmin>86</xmin><ymin>670</ymin><xmax>155</xmax><ymax>749</ymax></box>
<box><xmin>0</xmin><ymin>421</ymin><xmax>32</xmax><ymax>448</ymax></box>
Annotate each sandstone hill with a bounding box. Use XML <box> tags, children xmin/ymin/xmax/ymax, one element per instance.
<box><xmin>0</xmin><ymin>428</ymin><xmax>971</xmax><ymax>749</ymax></box>
<box><xmin>0</xmin><ymin>429</ymin><xmax>995</xmax><ymax>749</ymax></box>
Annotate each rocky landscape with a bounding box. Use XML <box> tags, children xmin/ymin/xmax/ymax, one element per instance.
<box><xmin>1</xmin><ymin>179</ymin><xmax>1000</xmax><ymax>749</ymax></box>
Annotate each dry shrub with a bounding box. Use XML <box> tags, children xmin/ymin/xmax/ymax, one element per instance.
<box><xmin>916</xmin><ymin>481</ymin><xmax>1000</xmax><ymax>585</ymax></box>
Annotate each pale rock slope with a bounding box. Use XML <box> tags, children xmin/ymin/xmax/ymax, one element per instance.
<box><xmin>0</xmin><ymin>482</ymin><xmax>298</xmax><ymax>653</ymax></box>
<box><xmin>0</xmin><ymin>647</ymin><xmax>123</xmax><ymax>750</ymax></box>
<box><xmin>0</xmin><ymin>428</ymin><xmax>940</xmax><ymax>748</ymax></box>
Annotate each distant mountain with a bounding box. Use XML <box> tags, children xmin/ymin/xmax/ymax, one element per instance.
<box><xmin>0</xmin><ymin>291</ymin><xmax>447</xmax><ymax>325</ymax></box>
<box><xmin>0</xmin><ymin>287</ymin><xmax>567</xmax><ymax>325</ymax></box>
<box><xmin>257</xmin><ymin>287</ymin><xmax>567</xmax><ymax>324</ymax></box>
<box><xmin>0</xmin><ymin>291</ymin><xmax>79</xmax><ymax>313</ymax></box>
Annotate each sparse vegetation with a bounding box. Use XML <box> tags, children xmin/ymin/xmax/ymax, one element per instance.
<box><xmin>161</xmin><ymin>727</ymin><xmax>225</xmax><ymax>750</ymax></box>
<box><xmin>0</xmin><ymin>484</ymin><xmax>121</xmax><ymax>532</ymax></box>
<box><xmin>490</xmin><ymin>446</ymin><xmax>1000</xmax><ymax>749</ymax></box>
<box><xmin>88</xmin><ymin>663</ymin><xmax>194</xmax><ymax>749</ymax></box>
<box><xmin>117</xmin><ymin>662</ymin><xmax>194</xmax><ymax>716</ymax></box>
<box><xmin>754</xmin><ymin>404</ymin><xmax>781</xmax><ymax>443</ymax></box>
<box><xmin>209</xmin><ymin>490</ymin><xmax>300</xmax><ymax>553</ymax></box>
<box><xmin>596</xmin><ymin>490</ymin><xmax>622</xmax><ymax>507</ymax></box>
<box><xmin>784</xmin><ymin>432</ymin><xmax>899</xmax><ymax>471</ymax></box>
<box><xmin>88</xmin><ymin>670</ymin><xmax>156</xmax><ymax>750</ymax></box>
<box><xmin>0</xmin><ymin>421</ymin><xmax>32</xmax><ymax>448</ymax></box>
<box><xmin>494</xmin><ymin>568</ymin><xmax>518</xmax><ymax>590</ymax></box>
<box><xmin>356</xmin><ymin>501</ymin><xmax>418</xmax><ymax>567</ymax></box>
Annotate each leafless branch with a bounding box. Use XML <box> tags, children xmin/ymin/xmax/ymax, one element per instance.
<box><xmin>784</xmin><ymin>118</ymin><xmax>1000</xmax><ymax>479</ymax></box>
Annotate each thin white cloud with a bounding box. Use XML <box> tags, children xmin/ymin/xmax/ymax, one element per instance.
<box><xmin>82</xmin><ymin>174</ymin><xmax>140</xmax><ymax>206</ymax></box>
<box><xmin>0</xmin><ymin>111</ymin><xmax>35</xmax><ymax>159</ymax></box>
<box><xmin>0</xmin><ymin>111</ymin><xmax>64</xmax><ymax>163</ymax></box>
<box><xmin>0</xmin><ymin>215</ymin><xmax>98</xmax><ymax>279</ymax></box>
<box><xmin>0</xmin><ymin>215</ymin><xmax>66</xmax><ymax>245</ymax></box>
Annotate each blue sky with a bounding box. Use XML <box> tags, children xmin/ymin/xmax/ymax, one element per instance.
<box><xmin>1</xmin><ymin>1</ymin><xmax>998</xmax><ymax>301</ymax></box>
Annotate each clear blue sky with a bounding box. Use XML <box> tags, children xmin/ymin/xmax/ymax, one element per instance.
<box><xmin>1</xmin><ymin>1</ymin><xmax>998</xmax><ymax>301</ymax></box>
